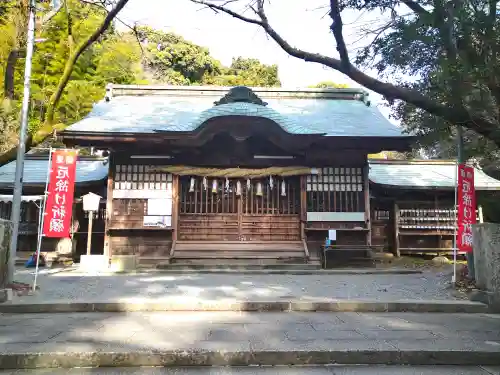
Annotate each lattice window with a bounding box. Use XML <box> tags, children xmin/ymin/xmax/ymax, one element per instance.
<box><xmin>0</xmin><ymin>201</ymin><xmax>12</xmax><ymax>220</ymax></box>
<box><xmin>114</xmin><ymin>164</ymin><xmax>172</xmax><ymax>190</ymax></box>
<box><xmin>0</xmin><ymin>201</ymin><xmax>37</xmax><ymax>222</ymax></box>
<box><xmin>374</xmin><ymin>210</ymin><xmax>390</xmax><ymax>221</ymax></box>
<box><xmin>306</xmin><ymin>167</ymin><xmax>364</xmax><ymax>212</ymax></box>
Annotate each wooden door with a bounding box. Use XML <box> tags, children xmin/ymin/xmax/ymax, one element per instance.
<box><xmin>239</xmin><ymin>177</ymin><xmax>301</xmax><ymax>241</ymax></box>
<box><xmin>178</xmin><ymin>176</ymin><xmax>301</xmax><ymax>241</ymax></box>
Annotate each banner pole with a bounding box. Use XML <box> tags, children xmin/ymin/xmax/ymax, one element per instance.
<box><xmin>33</xmin><ymin>148</ymin><xmax>53</xmax><ymax>292</ymax></box>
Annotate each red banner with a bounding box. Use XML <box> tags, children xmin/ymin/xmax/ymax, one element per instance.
<box><xmin>457</xmin><ymin>164</ymin><xmax>476</xmax><ymax>252</ymax></box>
<box><xmin>42</xmin><ymin>150</ymin><xmax>78</xmax><ymax>238</ymax></box>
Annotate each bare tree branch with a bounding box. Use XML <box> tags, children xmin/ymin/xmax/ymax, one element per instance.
<box><xmin>191</xmin><ymin>0</ymin><xmax>500</xmax><ymax>146</ymax></box>
<box><xmin>401</xmin><ymin>1</ymin><xmax>430</xmax><ymax>15</ymax></box>
<box><xmin>329</xmin><ymin>0</ymin><xmax>350</xmax><ymax>70</ymax></box>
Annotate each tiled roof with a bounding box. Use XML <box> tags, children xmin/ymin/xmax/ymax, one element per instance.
<box><xmin>369</xmin><ymin>160</ymin><xmax>500</xmax><ymax>190</ymax></box>
<box><xmin>64</xmin><ymin>85</ymin><xmax>405</xmax><ymax>137</ymax></box>
<box><xmin>0</xmin><ymin>157</ymin><xmax>109</xmax><ymax>187</ymax></box>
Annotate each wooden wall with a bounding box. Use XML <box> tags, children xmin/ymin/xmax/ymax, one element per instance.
<box><xmin>305</xmin><ymin>165</ymin><xmax>370</xmax><ymax>249</ymax></box>
<box><xmin>107</xmin><ymin>161</ymin><xmax>175</xmax><ymax>258</ymax></box>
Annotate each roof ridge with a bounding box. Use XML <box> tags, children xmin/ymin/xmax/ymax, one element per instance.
<box><xmin>105</xmin><ymin>83</ymin><xmax>370</xmax><ymax>103</ymax></box>
<box><xmin>369</xmin><ymin>159</ymin><xmax>458</xmax><ymax>165</ymax></box>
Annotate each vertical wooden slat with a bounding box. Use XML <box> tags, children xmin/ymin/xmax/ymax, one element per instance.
<box><xmin>221</xmin><ymin>180</ymin><xmax>225</xmax><ymax>214</ymax></box>
<box><xmin>103</xmin><ymin>153</ymin><xmax>114</xmax><ymax>258</ymax></box>
<box><xmin>393</xmin><ymin>201</ymin><xmax>400</xmax><ymax>257</ymax></box>
<box><xmin>251</xmin><ymin>182</ymin><xmax>254</xmax><ymax>214</ymax></box>
<box><xmin>205</xmin><ymin>180</ymin><xmax>209</xmax><ymax>214</ymax></box>
<box><xmin>300</xmin><ymin>175</ymin><xmax>307</xmax><ymax>229</ymax></box>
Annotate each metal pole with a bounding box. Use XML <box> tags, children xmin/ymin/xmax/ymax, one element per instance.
<box><xmin>86</xmin><ymin>211</ymin><xmax>93</xmax><ymax>256</ymax></box>
<box><xmin>33</xmin><ymin>149</ymin><xmax>52</xmax><ymax>292</ymax></box>
<box><xmin>7</xmin><ymin>0</ymin><xmax>37</xmax><ymax>284</ymax></box>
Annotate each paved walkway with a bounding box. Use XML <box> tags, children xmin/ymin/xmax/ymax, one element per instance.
<box><xmin>0</xmin><ymin>366</ymin><xmax>499</xmax><ymax>374</ymax></box>
<box><xmin>10</xmin><ymin>269</ymin><xmax>459</xmax><ymax>304</ymax></box>
<box><xmin>1</xmin><ymin>311</ymin><xmax>499</xmax><ymax>356</ymax></box>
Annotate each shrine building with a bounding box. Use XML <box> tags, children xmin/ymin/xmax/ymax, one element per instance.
<box><xmin>2</xmin><ymin>84</ymin><xmax>500</xmax><ymax>267</ymax></box>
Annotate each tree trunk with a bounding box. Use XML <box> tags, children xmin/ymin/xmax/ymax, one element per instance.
<box><xmin>3</xmin><ymin>50</ymin><xmax>25</xmax><ymax>99</ymax></box>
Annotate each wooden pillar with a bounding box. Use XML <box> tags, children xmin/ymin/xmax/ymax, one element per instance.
<box><xmin>363</xmin><ymin>164</ymin><xmax>372</xmax><ymax>247</ymax></box>
<box><xmin>299</xmin><ymin>175</ymin><xmax>307</xmax><ymax>239</ymax></box>
<box><xmin>299</xmin><ymin>175</ymin><xmax>309</xmax><ymax>258</ymax></box>
<box><xmin>392</xmin><ymin>200</ymin><xmax>400</xmax><ymax>257</ymax></box>
<box><xmin>103</xmin><ymin>154</ymin><xmax>114</xmax><ymax>259</ymax></box>
<box><xmin>170</xmin><ymin>174</ymin><xmax>179</xmax><ymax>258</ymax></box>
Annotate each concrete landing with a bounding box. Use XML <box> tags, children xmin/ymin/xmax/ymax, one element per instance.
<box><xmin>1</xmin><ymin>312</ymin><xmax>499</xmax><ymax>369</ymax></box>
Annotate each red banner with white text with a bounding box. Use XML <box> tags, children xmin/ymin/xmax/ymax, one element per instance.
<box><xmin>42</xmin><ymin>150</ymin><xmax>78</xmax><ymax>238</ymax></box>
<box><xmin>457</xmin><ymin>164</ymin><xmax>476</xmax><ymax>252</ymax></box>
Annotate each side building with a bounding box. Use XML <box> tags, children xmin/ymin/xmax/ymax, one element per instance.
<box><xmin>0</xmin><ymin>154</ymin><xmax>108</xmax><ymax>262</ymax></box>
<box><xmin>369</xmin><ymin>159</ymin><xmax>500</xmax><ymax>255</ymax></box>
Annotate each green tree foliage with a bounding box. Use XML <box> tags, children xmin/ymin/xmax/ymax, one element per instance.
<box><xmin>309</xmin><ymin>81</ymin><xmax>349</xmax><ymax>89</ymax></box>
<box><xmin>137</xmin><ymin>26</ymin><xmax>223</xmax><ymax>85</ymax></box>
<box><xmin>137</xmin><ymin>28</ymin><xmax>280</xmax><ymax>87</ymax></box>
<box><xmin>205</xmin><ymin>57</ymin><xmax>280</xmax><ymax>87</ymax></box>
<box><xmin>192</xmin><ymin>0</ymin><xmax>500</xmax><ymax>150</ymax></box>
<box><xmin>344</xmin><ymin>1</ymin><xmax>500</xmax><ymax>175</ymax></box>
<box><xmin>0</xmin><ymin>2</ymin><xmax>280</xmax><ymax>158</ymax></box>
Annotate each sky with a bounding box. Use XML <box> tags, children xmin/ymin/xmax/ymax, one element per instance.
<box><xmin>117</xmin><ymin>0</ymin><xmax>394</xmax><ymax>119</ymax></box>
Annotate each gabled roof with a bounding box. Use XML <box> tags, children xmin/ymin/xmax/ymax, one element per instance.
<box><xmin>0</xmin><ymin>155</ymin><xmax>109</xmax><ymax>188</ymax></box>
<box><xmin>369</xmin><ymin>159</ymin><xmax>500</xmax><ymax>190</ymax></box>
<box><xmin>63</xmin><ymin>85</ymin><xmax>406</xmax><ymax>138</ymax></box>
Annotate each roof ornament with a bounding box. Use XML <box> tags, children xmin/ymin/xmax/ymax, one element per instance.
<box><xmin>105</xmin><ymin>83</ymin><xmax>113</xmax><ymax>102</ymax></box>
<box><xmin>214</xmin><ymin>86</ymin><xmax>268</xmax><ymax>106</ymax></box>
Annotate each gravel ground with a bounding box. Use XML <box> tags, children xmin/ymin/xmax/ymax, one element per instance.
<box><xmin>9</xmin><ymin>268</ymin><xmax>459</xmax><ymax>304</ymax></box>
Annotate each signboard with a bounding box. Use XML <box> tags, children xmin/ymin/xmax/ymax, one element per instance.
<box><xmin>457</xmin><ymin>164</ymin><xmax>476</xmax><ymax>252</ymax></box>
<box><xmin>42</xmin><ymin>150</ymin><xmax>78</xmax><ymax>238</ymax></box>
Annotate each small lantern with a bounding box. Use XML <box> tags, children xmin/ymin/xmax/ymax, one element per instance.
<box><xmin>82</xmin><ymin>192</ymin><xmax>101</xmax><ymax>212</ymax></box>
<box><xmin>256</xmin><ymin>182</ymin><xmax>263</xmax><ymax>196</ymax></box>
<box><xmin>269</xmin><ymin>175</ymin><xmax>274</xmax><ymax>189</ymax></box>
<box><xmin>247</xmin><ymin>179</ymin><xmax>251</xmax><ymax>190</ymax></box>
<box><xmin>236</xmin><ymin>180</ymin><xmax>242</xmax><ymax>196</ymax></box>
<box><xmin>225</xmin><ymin>178</ymin><xmax>229</xmax><ymax>191</ymax></box>
<box><xmin>203</xmin><ymin>176</ymin><xmax>207</xmax><ymax>190</ymax></box>
<box><xmin>212</xmin><ymin>179</ymin><xmax>218</xmax><ymax>194</ymax></box>
<box><xmin>189</xmin><ymin>177</ymin><xmax>195</xmax><ymax>193</ymax></box>
<box><xmin>281</xmin><ymin>180</ymin><xmax>286</xmax><ymax>197</ymax></box>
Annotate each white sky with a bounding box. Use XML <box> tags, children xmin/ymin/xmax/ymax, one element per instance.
<box><xmin>118</xmin><ymin>0</ymin><xmax>393</xmax><ymax>119</ymax></box>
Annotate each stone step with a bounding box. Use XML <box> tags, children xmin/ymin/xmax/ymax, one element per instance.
<box><xmin>0</xmin><ymin>299</ymin><xmax>489</xmax><ymax>313</ymax></box>
<box><xmin>0</xmin><ymin>366</ymin><xmax>496</xmax><ymax>374</ymax></box>
<box><xmin>0</xmin><ymin>347</ymin><xmax>499</xmax><ymax>369</ymax></box>
<box><xmin>157</xmin><ymin>262</ymin><xmax>321</xmax><ymax>270</ymax></box>
<box><xmin>1</xmin><ymin>311</ymin><xmax>498</xmax><ymax>369</ymax></box>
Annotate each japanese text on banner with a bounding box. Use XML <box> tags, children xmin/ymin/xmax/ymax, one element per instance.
<box><xmin>42</xmin><ymin>150</ymin><xmax>78</xmax><ymax>238</ymax></box>
<box><xmin>457</xmin><ymin>164</ymin><xmax>476</xmax><ymax>252</ymax></box>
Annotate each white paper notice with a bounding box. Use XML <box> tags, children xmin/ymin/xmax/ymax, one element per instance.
<box><xmin>328</xmin><ymin>229</ymin><xmax>337</xmax><ymax>241</ymax></box>
<box><xmin>143</xmin><ymin>215</ymin><xmax>171</xmax><ymax>227</ymax></box>
<box><xmin>147</xmin><ymin>198</ymin><xmax>172</xmax><ymax>216</ymax></box>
